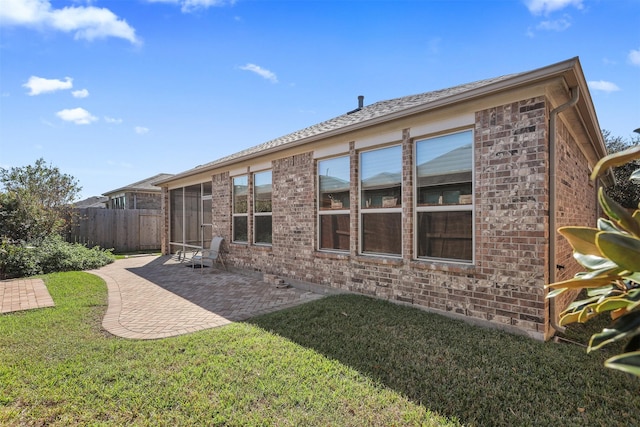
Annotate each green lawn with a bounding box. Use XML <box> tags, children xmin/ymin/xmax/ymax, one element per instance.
<box><xmin>1</xmin><ymin>272</ymin><xmax>639</xmax><ymax>426</ymax></box>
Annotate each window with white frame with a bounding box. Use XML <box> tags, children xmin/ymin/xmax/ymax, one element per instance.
<box><xmin>318</xmin><ymin>156</ymin><xmax>350</xmax><ymax>251</ymax></box>
<box><xmin>415</xmin><ymin>130</ymin><xmax>473</xmax><ymax>262</ymax></box>
<box><xmin>360</xmin><ymin>145</ymin><xmax>402</xmax><ymax>256</ymax></box>
<box><xmin>253</xmin><ymin>170</ymin><xmax>272</xmax><ymax>245</ymax></box>
<box><xmin>232</xmin><ymin>175</ymin><xmax>248</xmax><ymax>243</ymax></box>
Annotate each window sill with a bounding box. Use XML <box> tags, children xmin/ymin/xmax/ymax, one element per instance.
<box><xmin>252</xmin><ymin>243</ymin><xmax>273</xmax><ymax>250</ymax></box>
<box><xmin>409</xmin><ymin>259</ymin><xmax>476</xmax><ymax>274</ymax></box>
<box><xmin>314</xmin><ymin>251</ymin><xmax>350</xmax><ymax>260</ymax></box>
<box><xmin>355</xmin><ymin>254</ymin><xmax>404</xmax><ymax>266</ymax></box>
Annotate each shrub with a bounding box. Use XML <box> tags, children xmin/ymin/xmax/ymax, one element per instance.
<box><xmin>35</xmin><ymin>235</ymin><xmax>115</xmax><ymax>273</ymax></box>
<box><xmin>0</xmin><ymin>235</ymin><xmax>114</xmax><ymax>279</ymax></box>
<box><xmin>0</xmin><ymin>239</ymin><xmax>40</xmax><ymax>279</ymax></box>
<box><xmin>547</xmin><ymin>145</ymin><xmax>640</xmax><ymax>377</ymax></box>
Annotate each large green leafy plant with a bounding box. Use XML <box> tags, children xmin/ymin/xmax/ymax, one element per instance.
<box><xmin>547</xmin><ymin>146</ymin><xmax>640</xmax><ymax>377</ymax></box>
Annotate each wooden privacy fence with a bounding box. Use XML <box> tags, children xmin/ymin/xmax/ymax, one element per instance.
<box><xmin>65</xmin><ymin>208</ymin><xmax>162</xmax><ymax>253</ymax></box>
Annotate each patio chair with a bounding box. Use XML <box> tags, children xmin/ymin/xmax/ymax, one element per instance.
<box><xmin>192</xmin><ymin>236</ymin><xmax>226</xmax><ymax>271</ymax></box>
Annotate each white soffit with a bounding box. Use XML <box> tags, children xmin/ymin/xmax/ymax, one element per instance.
<box><xmin>355</xmin><ymin>130</ymin><xmax>403</xmax><ymax>150</ymax></box>
<box><xmin>250</xmin><ymin>161</ymin><xmax>272</xmax><ymax>172</ymax></box>
<box><xmin>409</xmin><ymin>114</ymin><xmax>475</xmax><ymax>140</ymax></box>
<box><xmin>228</xmin><ymin>166</ymin><xmax>249</xmax><ymax>177</ymax></box>
<box><xmin>313</xmin><ymin>142</ymin><xmax>350</xmax><ymax>159</ymax></box>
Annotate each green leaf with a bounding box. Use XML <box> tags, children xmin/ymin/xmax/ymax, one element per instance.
<box><xmin>564</xmin><ymin>295</ymin><xmax>600</xmax><ymax>312</ymax></box>
<box><xmin>589</xmin><ymin>311</ymin><xmax>640</xmax><ymax>351</ymax></box>
<box><xmin>596</xmin><ymin>232</ymin><xmax>640</xmax><ymax>272</ymax></box>
<box><xmin>580</xmin><ymin>265</ymin><xmax>623</xmax><ymax>281</ymax></box>
<box><xmin>586</xmin><ymin>285</ymin><xmax>617</xmax><ymax>297</ymax></box>
<box><xmin>591</xmin><ymin>145</ymin><xmax>640</xmax><ymax>181</ymax></box>
<box><xmin>604</xmin><ymin>351</ymin><xmax>640</xmax><ymax>377</ymax></box>
<box><xmin>598</xmin><ymin>218</ymin><xmax>621</xmax><ymax>232</ymax></box>
<box><xmin>546</xmin><ymin>275</ymin><xmax>615</xmax><ymax>290</ymax></box>
<box><xmin>559</xmin><ymin>310</ymin><xmax>584</xmax><ymax>326</ymax></box>
<box><xmin>599</xmin><ymin>188</ymin><xmax>640</xmax><ymax>237</ymax></box>
<box><xmin>546</xmin><ymin>288</ymin><xmax>567</xmax><ymax>299</ymax></box>
<box><xmin>595</xmin><ymin>298</ymin><xmax>633</xmax><ymax>313</ymax></box>
<box><xmin>558</xmin><ymin>227</ymin><xmax>601</xmax><ymax>256</ymax></box>
<box><xmin>573</xmin><ymin>252</ymin><xmax>617</xmax><ymax>271</ymax></box>
<box><xmin>623</xmin><ymin>272</ymin><xmax>640</xmax><ymax>284</ymax></box>
<box><xmin>578</xmin><ymin>306</ymin><xmax>596</xmax><ymax>323</ymax></box>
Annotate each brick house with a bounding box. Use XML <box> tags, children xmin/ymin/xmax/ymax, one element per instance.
<box><xmin>155</xmin><ymin>57</ymin><xmax>609</xmax><ymax>340</ymax></box>
<box><xmin>103</xmin><ymin>173</ymin><xmax>173</xmax><ymax>209</ymax></box>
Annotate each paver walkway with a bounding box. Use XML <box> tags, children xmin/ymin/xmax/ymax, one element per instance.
<box><xmin>1</xmin><ymin>255</ymin><xmax>325</xmax><ymax>340</ymax></box>
<box><xmin>90</xmin><ymin>255</ymin><xmax>325</xmax><ymax>339</ymax></box>
<box><xmin>0</xmin><ymin>277</ymin><xmax>55</xmax><ymax>313</ymax></box>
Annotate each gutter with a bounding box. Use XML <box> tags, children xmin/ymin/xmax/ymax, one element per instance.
<box><xmin>548</xmin><ymin>86</ymin><xmax>579</xmax><ymax>334</ymax></box>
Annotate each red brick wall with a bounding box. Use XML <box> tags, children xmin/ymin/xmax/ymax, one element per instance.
<box><xmin>201</xmin><ymin>95</ymin><xmax>597</xmax><ymax>339</ymax></box>
<box><xmin>272</xmin><ymin>153</ymin><xmax>317</xmax><ymax>279</ymax></box>
<box><xmin>552</xmin><ymin>117</ymin><xmax>598</xmax><ymax>317</ymax></box>
<box><xmin>473</xmin><ymin>97</ymin><xmax>549</xmax><ymax>335</ymax></box>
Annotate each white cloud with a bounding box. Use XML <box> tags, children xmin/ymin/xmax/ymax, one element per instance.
<box><xmin>0</xmin><ymin>0</ymin><xmax>139</xmax><ymax>44</ymax></box>
<box><xmin>72</xmin><ymin>88</ymin><xmax>89</xmax><ymax>98</ymax></box>
<box><xmin>56</xmin><ymin>107</ymin><xmax>98</xmax><ymax>124</ymax></box>
<box><xmin>23</xmin><ymin>76</ymin><xmax>73</xmax><ymax>95</ymax></box>
<box><xmin>629</xmin><ymin>49</ymin><xmax>640</xmax><ymax>67</ymax></box>
<box><xmin>536</xmin><ymin>16</ymin><xmax>572</xmax><ymax>31</ymax></box>
<box><xmin>104</xmin><ymin>116</ymin><xmax>123</xmax><ymax>124</ymax></box>
<box><xmin>135</xmin><ymin>126</ymin><xmax>150</xmax><ymax>134</ymax></box>
<box><xmin>239</xmin><ymin>63</ymin><xmax>278</xmax><ymax>83</ymax></box>
<box><xmin>525</xmin><ymin>0</ymin><xmax>583</xmax><ymax>15</ymax></box>
<box><xmin>146</xmin><ymin>0</ymin><xmax>236</xmax><ymax>13</ymax></box>
<box><xmin>588</xmin><ymin>80</ymin><xmax>620</xmax><ymax>93</ymax></box>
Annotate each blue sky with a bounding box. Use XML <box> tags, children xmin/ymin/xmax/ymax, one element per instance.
<box><xmin>1</xmin><ymin>0</ymin><xmax>639</xmax><ymax>200</ymax></box>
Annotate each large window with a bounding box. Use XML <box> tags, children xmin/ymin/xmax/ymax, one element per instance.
<box><xmin>318</xmin><ymin>156</ymin><xmax>350</xmax><ymax>251</ymax></box>
<box><xmin>254</xmin><ymin>170</ymin><xmax>272</xmax><ymax>245</ymax></box>
<box><xmin>232</xmin><ymin>175</ymin><xmax>248</xmax><ymax>243</ymax></box>
<box><xmin>415</xmin><ymin>130</ymin><xmax>473</xmax><ymax>262</ymax></box>
<box><xmin>360</xmin><ymin>145</ymin><xmax>402</xmax><ymax>256</ymax></box>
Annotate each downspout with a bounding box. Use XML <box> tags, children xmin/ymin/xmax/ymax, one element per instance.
<box><xmin>549</xmin><ymin>86</ymin><xmax>579</xmax><ymax>334</ymax></box>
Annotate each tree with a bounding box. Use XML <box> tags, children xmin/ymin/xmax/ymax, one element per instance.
<box><xmin>603</xmin><ymin>130</ymin><xmax>640</xmax><ymax>208</ymax></box>
<box><xmin>0</xmin><ymin>158</ymin><xmax>81</xmax><ymax>242</ymax></box>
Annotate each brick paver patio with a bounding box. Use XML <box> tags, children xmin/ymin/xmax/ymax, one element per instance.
<box><xmin>90</xmin><ymin>255</ymin><xmax>325</xmax><ymax>339</ymax></box>
<box><xmin>1</xmin><ymin>255</ymin><xmax>326</xmax><ymax>340</ymax></box>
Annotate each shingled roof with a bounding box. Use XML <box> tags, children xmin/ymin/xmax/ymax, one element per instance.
<box><xmin>191</xmin><ymin>73</ymin><xmax>519</xmax><ymax>172</ymax></box>
<box><xmin>155</xmin><ymin>57</ymin><xmax>605</xmax><ymax>186</ymax></box>
<box><xmin>103</xmin><ymin>173</ymin><xmax>174</xmax><ymax>196</ymax></box>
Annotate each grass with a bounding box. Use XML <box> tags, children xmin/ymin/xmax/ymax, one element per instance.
<box><xmin>0</xmin><ymin>272</ymin><xmax>453</xmax><ymax>426</ymax></box>
<box><xmin>1</xmin><ymin>273</ymin><xmax>639</xmax><ymax>426</ymax></box>
<box><xmin>250</xmin><ymin>296</ymin><xmax>640</xmax><ymax>426</ymax></box>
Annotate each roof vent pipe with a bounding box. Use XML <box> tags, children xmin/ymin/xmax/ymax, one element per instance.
<box><xmin>347</xmin><ymin>96</ymin><xmax>365</xmax><ymax>115</ymax></box>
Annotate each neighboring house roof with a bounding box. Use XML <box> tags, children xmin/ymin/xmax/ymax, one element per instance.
<box><xmin>417</xmin><ymin>144</ymin><xmax>473</xmax><ymax>187</ymax></box>
<box><xmin>362</xmin><ymin>172</ymin><xmax>402</xmax><ymax>190</ymax></box>
<box><xmin>74</xmin><ymin>196</ymin><xmax>108</xmax><ymax>208</ymax></box>
<box><xmin>103</xmin><ymin>173</ymin><xmax>174</xmax><ymax>196</ymax></box>
<box><xmin>155</xmin><ymin>57</ymin><xmax>606</xmax><ymax>186</ymax></box>
<box><xmin>319</xmin><ymin>176</ymin><xmax>349</xmax><ymax>193</ymax></box>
